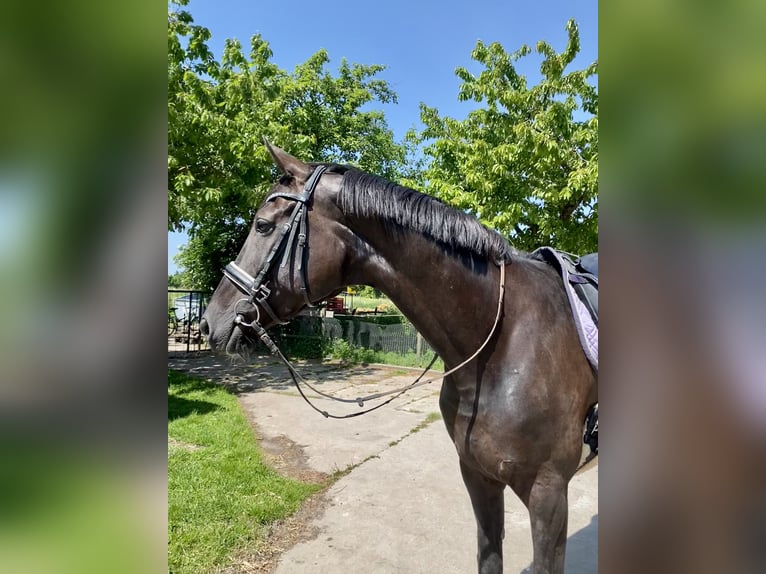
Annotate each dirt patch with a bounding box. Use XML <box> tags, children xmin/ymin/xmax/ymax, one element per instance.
<box><xmin>220</xmin><ymin>490</ymin><xmax>330</xmax><ymax>574</ymax></box>
<box><xmin>221</xmin><ymin>399</ymin><xmax>332</xmax><ymax>573</ymax></box>
<box><xmin>239</xmin><ymin>397</ymin><xmax>330</xmax><ymax>484</ymax></box>
<box><xmin>257</xmin><ymin>433</ymin><xmax>329</xmax><ymax>484</ymax></box>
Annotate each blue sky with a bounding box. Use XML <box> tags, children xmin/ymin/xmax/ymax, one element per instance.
<box><xmin>169</xmin><ymin>0</ymin><xmax>598</xmax><ymax>274</ymax></box>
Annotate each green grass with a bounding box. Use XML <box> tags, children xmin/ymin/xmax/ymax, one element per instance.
<box><xmin>168</xmin><ymin>371</ymin><xmax>322</xmax><ymax>574</ymax></box>
<box><xmin>336</xmin><ymin>290</ymin><xmax>398</xmax><ymax>313</ymax></box>
<box><xmin>322</xmin><ymin>339</ymin><xmax>445</xmax><ymax>370</ymax></box>
<box><xmin>346</xmin><ymin>295</ymin><xmax>396</xmax><ymax>312</ymax></box>
<box><xmin>388</xmin><ymin>412</ymin><xmax>443</xmax><ymax>447</ymax></box>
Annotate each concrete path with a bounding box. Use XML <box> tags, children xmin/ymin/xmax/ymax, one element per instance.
<box><xmin>169</xmin><ymin>353</ymin><xmax>597</xmax><ymax>573</ymax></box>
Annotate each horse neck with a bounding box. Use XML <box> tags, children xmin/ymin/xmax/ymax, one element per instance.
<box><xmin>344</xmin><ymin>220</ymin><xmax>504</xmax><ymax>364</ymax></box>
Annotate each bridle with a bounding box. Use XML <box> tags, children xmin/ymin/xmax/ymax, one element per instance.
<box><xmin>220</xmin><ymin>164</ymin><xmax>507</xmax><ymax>419</ymax></box>
<box><xmin>222</xmin><ymin>164</ymin><xmax>328</xmax><ymax>327</ymax></box>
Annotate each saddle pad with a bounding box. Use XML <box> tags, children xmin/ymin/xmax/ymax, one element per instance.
<box><xmin>531</xmin><ymin>247</ymin><xmax>598</xmax><ymax>372</ymax></box>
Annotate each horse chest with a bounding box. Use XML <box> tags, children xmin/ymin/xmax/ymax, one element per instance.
<box><xmin>446</xmin><ymin>410</ymin><xmax>517</xmax><ymax>478</ymax></box>
<box><xmin>440</xmin><ymin>372</ymin><xmax>540</xmax><ymax>479</ymax></box>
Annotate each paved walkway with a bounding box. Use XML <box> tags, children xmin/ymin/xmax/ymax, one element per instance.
<box><xmin>169</xmin><ymin>353</ymin><xmax>597</xmax><ymax>573</ymax></box>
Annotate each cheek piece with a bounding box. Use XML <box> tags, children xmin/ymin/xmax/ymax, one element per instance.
<box><xmin>222</xmin><ymin>164</ymin><xmax>328</xmax><ymax>328</ymax></box>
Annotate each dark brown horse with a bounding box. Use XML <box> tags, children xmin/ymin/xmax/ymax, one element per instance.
<box><xmin>200</xmin><ymin>142</ymin><xmax>597</xmax><ymax>574</ymax></box>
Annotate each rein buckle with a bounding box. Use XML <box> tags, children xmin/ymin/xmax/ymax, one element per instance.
<box><xmin>254</xmin><ymin>284</ymin><xmax>272</xmax><ymax>304</ymax></box>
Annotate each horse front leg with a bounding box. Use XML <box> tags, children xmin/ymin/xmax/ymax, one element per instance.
<box><xmin>527</xmin><ymin>469</ymin><xmax>569</xmax><ymax>574</ymax></box>
<box><xmin>460</xmin><ymin>460</ymin><xmax>505</xmax><ymax>574</ymax></box>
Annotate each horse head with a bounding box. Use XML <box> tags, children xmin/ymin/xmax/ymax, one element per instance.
<box><xmin>200</xmin><ymin>142</ymin><xmax>350</xmax><ymax>356</ymax></box>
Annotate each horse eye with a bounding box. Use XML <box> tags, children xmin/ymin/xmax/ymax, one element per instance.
<box><xmin>255</xmin><ymin>218</ymin><xmax>275</xmax><ymax>235</ymax></box>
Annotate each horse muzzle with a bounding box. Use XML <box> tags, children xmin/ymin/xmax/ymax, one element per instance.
<box><xmin>198</xmin><ymin>317</ymin><xmax>210</xmax><ymax>338</ymax></box>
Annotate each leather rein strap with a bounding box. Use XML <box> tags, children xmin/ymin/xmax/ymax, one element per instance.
<box><xmin>222</xmin><ymin>165</ymin><xmax>507</xmax><ymax>419</ymax></box>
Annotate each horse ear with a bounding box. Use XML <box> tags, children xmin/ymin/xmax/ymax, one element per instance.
<box><xmin>263</xmin><ymin>138</ymin><xmax>310</xmax><ymax>180</ymax></box>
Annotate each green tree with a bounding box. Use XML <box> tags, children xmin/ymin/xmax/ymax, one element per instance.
<box><xmin>412</xmin><ymin>19</ymin><xmax>597</xmax><ymax>254</ymax></box>
<box><xmin>168</xmin><ymin>1</ymin><xmax>407</xmax><ymax>290</ymax></box>
<box><xmin>168</xmin><ymin>271</ymin><xmax>189</xmax><ymax>289</ymax></box>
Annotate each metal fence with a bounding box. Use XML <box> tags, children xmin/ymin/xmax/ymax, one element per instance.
<box><xmin>273</xmin><ymin>314</ymin><xmax>435</xmax><ymax>357</ymax></box>
<box><xmin>167</xmin><ymin>289</ymin><xmax>210</xmax><ymax>353</ymax></box>
<box><xmin>167</xmin><ymin>289</ymin><xmax>433</xmax><ymax>358</ymax></box>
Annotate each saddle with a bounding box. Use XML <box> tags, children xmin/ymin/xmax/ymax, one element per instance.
<box><xmin>531</xmin><ymin>247</ymin><xmax>598</xmax><ymax>370</ymax></box>
<box><xmin>532</xmin><ymin>248</ymin><xmax>599</xmax><ymax>455</ymax></box>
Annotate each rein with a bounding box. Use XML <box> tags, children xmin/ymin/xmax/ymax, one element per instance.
<box><xmin>222</xmin><ymin>165</ymin><xmax>507</xmax><ymax>419</ymax></box>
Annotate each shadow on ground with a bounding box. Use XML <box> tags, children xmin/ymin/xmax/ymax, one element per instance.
<box><xmin>168</xmin><ymin>351</ymin><xmax>408</xmax><ymax>395</ymax></box>
<box><xmin>168</xmin><ymin>394</ymin><xmax>220</xmax><ymax>421</ymax></box>
<box><xmin>521</xmin><ymin>514</ymin><xmax>598</xmax><ymax>574</ymax></box>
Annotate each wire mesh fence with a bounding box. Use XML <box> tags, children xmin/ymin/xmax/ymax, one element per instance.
<box><xmin>167</xmin><ymin>289</ymin><xmax>433</xmax><ymax>360</ymax></box>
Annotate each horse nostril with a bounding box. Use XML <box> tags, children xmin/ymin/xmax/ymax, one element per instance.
<box><xmin>199</xmin><ymin>318</ymin><xmax>210</xmax><ymax>337</ymax></box>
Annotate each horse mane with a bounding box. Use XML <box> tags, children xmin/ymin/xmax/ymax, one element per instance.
<box><xmin>333</xmin><ymin>166</ymin><xmax>516</xmax><ymax>263</ymax></box>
